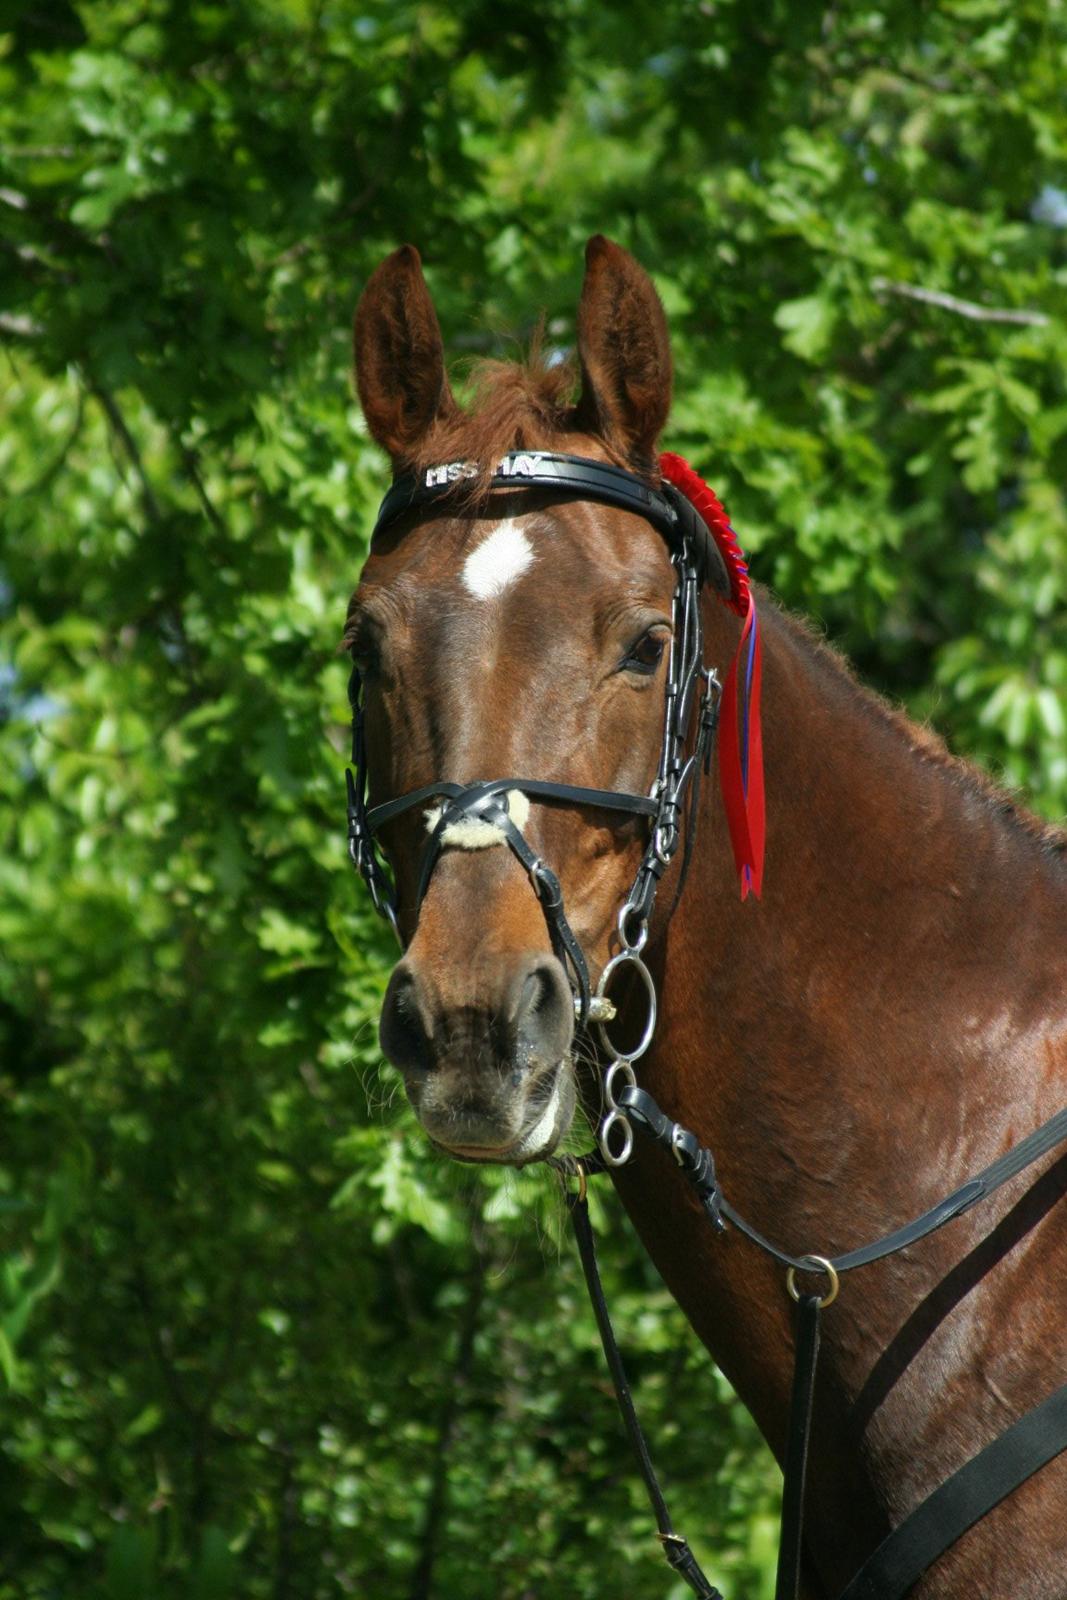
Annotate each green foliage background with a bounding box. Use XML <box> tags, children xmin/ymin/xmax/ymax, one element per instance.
<box><xmin>1</xmin><ymin>2</ymin><xmax>1065</xmax><ymax>1596</ymax></box>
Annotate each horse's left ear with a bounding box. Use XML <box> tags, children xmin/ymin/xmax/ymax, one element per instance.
<box><xmin>574</xmin><ymin>235</ymin><xmax>672</xmax><ymax>468</ymax></box>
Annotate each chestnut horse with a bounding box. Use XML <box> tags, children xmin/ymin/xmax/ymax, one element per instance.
<box><xmin>345</xmin><ymin>237</ymin><xmax>1067</xmax><ymax>1598</ymax></box>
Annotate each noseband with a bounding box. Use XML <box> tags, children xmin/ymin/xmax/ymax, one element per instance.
<box><xmin>345</xmin><ymin>449</ymin><xmax>754</xmax><ymax>1162</ymax></box>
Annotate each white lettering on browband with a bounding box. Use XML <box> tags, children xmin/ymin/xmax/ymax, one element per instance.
<box><xmin>424</xmin><ymin>789</ymin><xmax>531</xmax><ymax>850</ymax></box>
<box><xmin>423</xmin><ymin>453</ymin><xmax>544</xmax><ymax>488</ymax></box>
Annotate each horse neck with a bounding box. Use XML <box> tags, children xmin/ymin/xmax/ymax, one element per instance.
<box><xmin>668</xmin><ymin>591</ymin><xmax>1065</xmax><ymax>1142</ymax></box>
<box><xmin>611</xmin><ymin>589</ymin><xmax>1067</xmax><ymax>1509</ymax></box>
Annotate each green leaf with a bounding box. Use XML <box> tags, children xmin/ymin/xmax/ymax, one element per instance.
<box><xmin>189</xmin><ymin>1526</ymin><xmax>238</xmax><ymax>1600</ymax></box>
<box><xmin>1036</xmin><ymin>689</ymin><xmax>1066</xmax><ymax>741</ymax></box>
<box><xmin>773</xmin><ymin>295</ymin><xmax>836</xmax><ymax>362</ymax></box>
<box><xmin>103</xmin><ymin>1525</ymin><xmax>157</xmax><ymax>1600</ymax></box>
<box><xmin>0</xmin><ymin>1328</ymin><xmax>20</xmax><ymax>1390</ymax></box>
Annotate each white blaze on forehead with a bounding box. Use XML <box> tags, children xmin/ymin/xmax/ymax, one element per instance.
<box><xmin>461</xmin><ymin>518</ymin><xmax>535</xmax><ymax>599</ymax></box>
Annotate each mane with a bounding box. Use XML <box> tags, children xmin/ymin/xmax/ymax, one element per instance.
<box><xmin>777</xmin><ymin>604</ymin><xmax>1067</xmax><ymax>863</ymax></box>
<box><xmin>412</xmin><ymin>347</ymin><xmax>630</xmax><ymax>484</ymax></box>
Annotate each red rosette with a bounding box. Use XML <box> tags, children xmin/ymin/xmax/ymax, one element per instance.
<box><xmin>658</xmin><ymin>450</ymin><xmax>764</xmax><ymax>900</ymax></box>
<box><xmin>659</xmin><ymin>451</ymin><xmax>750</xmax><ymax>617</ymax></box>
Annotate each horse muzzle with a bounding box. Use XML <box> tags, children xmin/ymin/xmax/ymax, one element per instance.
<box><xmin>379</xmin><ymin>949</ymin><xmax>578</xmax><ymax>1164</ymax></box>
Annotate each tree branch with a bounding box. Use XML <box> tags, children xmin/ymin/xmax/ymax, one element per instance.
<box><xmin>83</xmin><ymin>375</ymin><xmax>164</xmax><ymax>524</ymax></box>
<box><xmin>179</xmin><ymin>442</ymin><xmax>228</xmax><ymax>538</ymax></box>
<box><xmin>272</xmin><ymin>1443</ymin><xmax>298</xmax><ymax>1600</ymax></box>
<box><xmin>871</xmin><ymin>277</ymin><xmax>1050</xmax><ymax>327</ymax></box>
<box><xmin>131</xmin><ymin>1261</ymin><xmax>198</xmax><ymax>1424</ymax></box>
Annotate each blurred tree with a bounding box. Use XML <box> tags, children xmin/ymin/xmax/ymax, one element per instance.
<box><xmin>1</xmin><ymin>1</ymin><xmax>1064</xmax><ymax>1596</ymax></box>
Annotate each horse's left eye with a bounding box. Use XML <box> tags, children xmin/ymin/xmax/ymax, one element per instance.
<box><xmin>349</xmin><ymin>641</ymin><xmax>380</xmax><ymax>676</ymax></box>
<box><xmin>623</xmin><ymin>630</ymin><xmax>668</xmax><ymax>675</ymax></box>
<box><xmin>344</xmin><ymin>617</ymin><xmax>383</xmax><ymax>678</ymax></box>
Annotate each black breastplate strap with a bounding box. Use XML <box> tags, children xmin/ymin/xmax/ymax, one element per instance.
<box><xmin>565</xmin><ymin>1086</ymin><xmax>1067</xmax><ymax>1600</ymax></box>
<box><xmin>839</xmin><ymin>1382</ymin><xmax>1067</xmax><ymax>1600</ymax></box>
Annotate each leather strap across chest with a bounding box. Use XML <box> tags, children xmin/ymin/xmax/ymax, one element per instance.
<box><xmin>559</xmin><ymin>1088</ymin><xmax>1067</xmax><ymax>1600</ymax></box>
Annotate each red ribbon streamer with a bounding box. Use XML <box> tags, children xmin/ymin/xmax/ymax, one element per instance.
<box><xmin>718</xmin><ymin>592</ymin><xmax>765</xmax><ymax>899</ymax></box>
<box><xmin>659</xmin><ymin>452</ymin><xmax>765</xmax><ymax>899</ymax></box>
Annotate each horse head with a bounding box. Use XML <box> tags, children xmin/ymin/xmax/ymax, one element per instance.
<box><xmin>347</xmin><ymin>236</ymin><xmax>700</xmax><ymax>1167</ymax></box>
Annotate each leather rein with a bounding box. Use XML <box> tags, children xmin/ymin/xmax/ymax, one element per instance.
<box><xmin>345</xmin><ymin>450</ymin><xmax>1067</xmax><ymax>1600</ymax></box>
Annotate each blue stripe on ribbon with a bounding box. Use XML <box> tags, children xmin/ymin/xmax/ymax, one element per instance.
<box><xmin>740</xmin><ymin>616</ymin><xmax>758</xmax><ymax>792</ymax></box>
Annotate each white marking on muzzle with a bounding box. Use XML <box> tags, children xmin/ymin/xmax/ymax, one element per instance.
<box><xmin>461</xmin><ymin>519</ymin><xmax>535</xmax><ymax>598</ymax></box>
<box><xmin>516</xmin><ymin>1078</ymin><xmax>563</xmax><ymax>1159</ymax></box>
<box><xmin>424</xmin><ymin>789</ymin><xmax>531</xmax><ymax>850</ymax></box>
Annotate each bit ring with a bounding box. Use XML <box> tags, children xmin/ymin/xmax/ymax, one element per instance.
<box><xmin>599</xmin><ymin>1109</ymin><xmax>634</xmax><ymax>1168</ymax></box>
<box><xmin>595</xmin><ymin>952</ymin><xmax>657</xmax><ymax>1065</ymax></box>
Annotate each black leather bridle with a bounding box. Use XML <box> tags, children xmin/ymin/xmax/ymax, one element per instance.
<box><xmin>346</xmin><ymin>450</ymin><xmax>726</xmax><ymax>1034</ymax></box>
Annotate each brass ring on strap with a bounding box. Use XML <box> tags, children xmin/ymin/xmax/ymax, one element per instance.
<box><xmin>785</xmin><ymin>1254</ymin><xmax>840</xmax><ymax>1309</ymax></box>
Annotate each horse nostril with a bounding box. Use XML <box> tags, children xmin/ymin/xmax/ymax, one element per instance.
<box><xmin>380</xmin><ymin>965</ymin><xmax>432</xmax><ymax>1073</ymax></box>
<box><xmin>511</xmin><ymin>957</ymin><xmax>574</xmax><ymax>1068</ymax></box>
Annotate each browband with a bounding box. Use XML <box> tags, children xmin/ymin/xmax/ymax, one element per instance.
<box><xmin>372</xmin><ymin>450</ymin><xmax>734</xmax><ymax>602</ymax></box>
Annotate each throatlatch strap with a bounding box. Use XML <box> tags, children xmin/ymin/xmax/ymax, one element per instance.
<box><xmin>565</xmin><ymin>1189</ymin><xmax>724</xmax><ymax>1600</ymax></box>
<box><xmin>839</xmin><ymin>1382</ymin><xmax>1067</xmax><ymax>1600</ymax></box>
<box><xmin>717</xmin><ymin>589</ymin><xmax>764</xmax><ymax>899</ymax></box>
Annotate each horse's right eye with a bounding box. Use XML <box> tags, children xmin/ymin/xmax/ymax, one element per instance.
<box><xmin>622</xmin><ymin>628</ymin><xmax>669</xmax><ymax>676</ymax></box>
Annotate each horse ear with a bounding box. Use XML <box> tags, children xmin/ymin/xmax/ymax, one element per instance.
<box><xmin>354</xmin><ymin>245</ymin><xmax>458</xmax><ymax>463</ymax></box>
<box><xmin>574</xmin><ymin>235</ymin><xmax>672</xmax><ymax>467</ymax></box>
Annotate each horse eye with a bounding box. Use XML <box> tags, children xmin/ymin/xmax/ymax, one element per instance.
<box><xmin>350</xmin><ymin>644</ymin><xmax>381</xmax><ymax>682</ymax></box>
<box><xmin>345</xmin><ymin>622</ymin><xmax>382</xmax><ymax>677</ymax></box>
<box><xmin>623</xmin><ymin>630</ymin><xmax>668</xmax><ymax>675</ymax></box>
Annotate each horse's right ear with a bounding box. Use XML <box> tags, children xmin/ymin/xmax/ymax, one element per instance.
<box><xmin>354</xmin><ymin>245</ymin><xmax>457</xmax><ymax>463</ymax></box>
